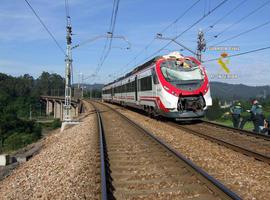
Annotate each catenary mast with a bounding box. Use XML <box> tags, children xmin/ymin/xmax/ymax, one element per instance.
<box><xmin>64</xmin><ymin>16</ymin><xmax>72</xmax><ymax>121</ymax></box>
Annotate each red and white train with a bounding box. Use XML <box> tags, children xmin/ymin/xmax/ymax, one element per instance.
<box><xmin>102</xmin><ymin>52</ymin><xmax>212</xmax><ymax>120</ymax></box>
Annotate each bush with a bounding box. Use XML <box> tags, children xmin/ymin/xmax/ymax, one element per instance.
<box><xmin>51</xmin><ymin>119</ymin><xmax>61</xmax><ymax>129</ymax></box>
<box><xmin>3</xmin><ymin>132</ymin><xmax>36</xmax><ymax>152</ymax></box>
<box><xmin>205</xmin><ymin>98</ymin><xmax>224</xmax><ymax>120</ymax></box>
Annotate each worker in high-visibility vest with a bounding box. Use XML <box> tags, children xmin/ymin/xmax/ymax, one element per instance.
<box><xmin>250</xmin><ymin>100</ymin><xmax>264</xmax><ymax>133</ymax></box>
<box><xmin>230</xmin><ymin>102</ymin><xmax>243</xmax><ymax>128</ymax></box>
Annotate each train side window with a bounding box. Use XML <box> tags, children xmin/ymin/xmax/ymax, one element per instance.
<box><xmin>127</xmin><ymin>82</ymin><xmax>132</xmax><ymax>92</ymax></box>
<box><xmin>151</xmin><ymin>68</ymin><xmax>159</xmax><ymax>84</ymax></box>
<box><xmin>131</xmin><ymin>81</ymin><xmax>135</xmax><ymax>92</ymax></box>
<box><xmin>139</xmin><ymin>76</ymin><xmax>152</xmax><ymax>91</ymax></box>
<box><xmin>124</xmin><ymin>84</ymin><xmax>127</xmax><ymax>93</ymax></box>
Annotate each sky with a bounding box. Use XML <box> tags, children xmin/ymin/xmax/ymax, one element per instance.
<box><xmin>0</xmin><ymin>0</ymin><xmax>269</xmax><ymax>86</ymax></box>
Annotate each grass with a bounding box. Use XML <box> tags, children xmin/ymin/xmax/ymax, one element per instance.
<box><xmin>212</xmin><ymin>107</ymin><xmax>270</xmax><ymax>131</ymax></box>
<box><xmin>212</xmin><ymin>118</ymin><xmax>254</xmax><ymax>131</ymax></box>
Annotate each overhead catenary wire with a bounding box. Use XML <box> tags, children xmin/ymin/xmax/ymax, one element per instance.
<box><xmin>204</xmin><ymin>0</ymin><xmax>247</xmax><ymax>33</ymax></box>
<box><xmin>88</xmin><ymin>0</ymin><xmax>120</xmax><ymax>84</ymax></box>
<box><xmin>160</xmin><ymin>0</ymin><xmax>202</xmax><ymax>34</ymax></box>
<box><xmin>96</xmin><ymin>0</ymin><xmax>120</xmax><ymax>74</ymax></box>
<box><xmin>133</xmin><ymin>0</ymin><xmax>229</xmax><ymax>69</ymax></box>
<box><xmin>100</xmin><ymin>0</ymin><xmax>120</xmax><ymax>67</ymax></box>
<box><xmin>97</xmin><ymin>0</ymin><xmax>117</xmax><ymax>69</ymax></box>
<box><xmin>24</xmin><ymin>0</ymin><xmax>66</xmax><ymax>55</ymax></box>
<box><xmin>211</xmin><ymin>19</ymin><xmax>270</xmax><ymax>46</ymax></box>
<box><xmin>203</xmin><ymin>46</ymin><xmax>270</xmax><ymax>62</ymax></box>
<box><xmin>208</xmin><ymin>0</ymin><xmax>270</xmax><ymax>43</ymax></box>
<box><xmin>112</xmin><ymin>0</ymin><xmax>203</xmax><ymax>79</ymax></box>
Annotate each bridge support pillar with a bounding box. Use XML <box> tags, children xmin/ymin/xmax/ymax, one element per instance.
<box><xmin>71</xmin><ymin>105</ymin><xmax>76</xmax><ymax>118</ymax></box>
<box><xmin>60</xmin><ymin>102</ymin><xmax>64</xmax><ymax>121</ymax></box>
<box><xmin>54</xmin><ymin>101</ymin><xmax>62</xmax><ymax>119</ymax></box>
<box><xmin>49</xmin><ymin>101</ymin><xmax>53</xmax><ymax>115</ymax></box>
<box><xmin>75</xmin><ymin>106</ymin><xmax>78</xmax><ymax>117</ymax></box>
<box><xmin>46</xmin><ymin>100</ymin><xmax>53</xmax><ymax>116</ymax></box>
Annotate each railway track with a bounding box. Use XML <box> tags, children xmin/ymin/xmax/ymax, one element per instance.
<box><xmin>100</xmin><ymin>101</ymin><xmax>270</xmax><ymax>164</ymax></box>
<box><xmin>89</xmin><ymin>100</ymin><xmax>241</xmax><ymax>200</ymax></box>
<box><xmin>202</xmin><ymin>120</ymin><xmax>270</xmax><ymax>141</ymax></box>
<box><xmin>170</xmin><ymin>122</ymin><xmax>270</xmax><ymax>164</ymax></box>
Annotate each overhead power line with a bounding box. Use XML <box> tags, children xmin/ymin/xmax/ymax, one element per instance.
<box><xmin>203</xmin><ymin>46</ymin><xmax>270</xmax><ymax>62</ymax></box>
<box><xmin>112</xmin><ymin>0</ymin><xmax>203</xmax><ymax>78</ymax></box>
<box><xmin>98</xmin><ymin>0</ymin><xmax>118</xmax><ymax>67</ymax></box>
<box><xmin>160</xmin><ymin>0</ymin><xmax>202</xmax><ymax>33</ymax></box>
<box><xmin>134</xmin><ymin>0</ymin><xmax>229</xmax><ymax>68</ymax></box>
<box><xmin>87</xmin><ymin>0</ymin><xmax>120</xmax><ymax>84</ymax></box>
<box><xmin>204</xmin><ymin>0</ymin><xmax>247</xmax><ymax>33</ymax></box>
<box><xmin>24</xmin><ymin>0</ymin><xmax>65</xmax><ymax>55</ymax></box>
<box><xmin>209</xmin><ymin>0</ymin><xmax>270</xmax><ymax>41</ymax></box>
<box><xmin>100</xmin><ymin>0</ymin><xmax>120</xmax><ymax>66</ymax></box>
<box><xmin>97</xmin><ymin>0</ymin><xmax>120</xmax><ymax>73</ymax></box>
<box><xmin>211</xmin><ymin>19</ymin><xmax>270</xmax><ymax>46</ymax></box>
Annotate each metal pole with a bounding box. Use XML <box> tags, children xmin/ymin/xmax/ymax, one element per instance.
<box><xmin>197</xmin><ymin>30</ymin><xmax>206</xmax><ymax>62</ymax></box>
<box><xmin>156</xmin><ymin>34</ymin><xmax>197</xmax><ymax>57</ymax></box>
<box><xmin>64</xmin><ymin>16</ymin><xmax>72</xmax><ymax>121</ymax></box>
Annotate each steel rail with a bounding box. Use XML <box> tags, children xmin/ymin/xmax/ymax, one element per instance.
<box><xmin>92</xmin><ymin>100</ymin><xmax>242</xmax><ymax>200</ymax></box>
<box><xmin>93</xmin><ymin>104</ymin><xmax>109</xmax><ymax>200</ymax></box>
<box><xmin>171</xmin><ymin>122</ymin><xmax>270</xmax><ymax>164</ymax></box>
<box><xmin>202</xmin><ymin>120</ymin><xmax>270</xmax><ymax>141</ymax></box>
<box><xmin>95</xmin><ymin>100</ymin><xmax>269</xmax><ymax>164</ymax></box>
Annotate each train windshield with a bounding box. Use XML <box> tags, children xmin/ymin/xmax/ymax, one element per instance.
<box><xmin>160</xmin><ymin>59</ymin><xmax>204</xmax><ymax>83</ymax></box>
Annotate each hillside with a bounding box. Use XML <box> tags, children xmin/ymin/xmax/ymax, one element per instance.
<box><xmin>210</xmin><ymin>82</ymin><xmax>270</xmax><ymax>101</ymax></box>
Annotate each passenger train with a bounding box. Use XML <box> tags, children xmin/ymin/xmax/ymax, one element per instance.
<box><xmin>102</xmin><ymin>52</ymin><xmax>212</xmax><ymax>120</ymax></box>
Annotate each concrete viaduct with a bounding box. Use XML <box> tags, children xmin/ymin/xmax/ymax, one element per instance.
<box><xmin>40</xmin><ymin>96</ymin><xmax>82</xmax><ymax>120</ymax></box>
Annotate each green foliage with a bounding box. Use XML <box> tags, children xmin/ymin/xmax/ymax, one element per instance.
<box><xmin>206</xmin><ymin>97</ymin><xmax>270</xmax><ymax>132</ymax></box>
<box><xmin>51</xmin><ymin>119</ymin><xmax>62</xmax><ymax>129</ymax></box>
<box><xmin>34</xmin><ymin>72</ymin><xmax>65</xmax><ymax>96</ymax></box>
<box><xmin>0</xmin><ymin>72</ymin><xmax>64</xmax><ymax>153</ymax></box>
<box><xmin>3</xmin><ymin>133</ymin><xmax>34</xmax><ymax>152</ymax></box>
<box><xmin>0</xmin><ymin>116</ymin><xmax>41</xmax><ymax>153</ymax></box>
<box><xmin>205</xmin><ymin>98</ymin><xmax>224</xmax><ymax>120</ymax></box>
<box><xmin>83</xmin><ymin>89</ymin><xmax>102</xmax><ymax>98</ymax></box>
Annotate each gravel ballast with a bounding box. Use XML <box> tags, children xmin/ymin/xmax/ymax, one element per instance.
<box><xmin>0</xmin><ymin>106</ymin><xmax>100</xmax><ymax>200</ymax></box>
<box><xmin>106</xmin><ymin>103</ymin><xmax>270</xmax><ymax>200</ymax></box>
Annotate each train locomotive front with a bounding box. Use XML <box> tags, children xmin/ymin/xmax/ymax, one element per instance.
<box><xmin>102</xmin><ymin>52</ymin><xmax>212</xmax><ymax>120</ymax></box>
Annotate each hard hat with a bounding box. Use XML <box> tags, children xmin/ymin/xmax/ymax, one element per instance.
<box><xmin>253</xmin><ymin>100</ymin><xmax>258</xmax><ymax>105</ymax></box>
<box><xmin>237</xmin><ymin>102</ymin><xmax>241</xmax><ymax>106</ymax></box>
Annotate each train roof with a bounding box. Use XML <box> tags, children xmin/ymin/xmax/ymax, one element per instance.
<box><xmin>104</xmin><ymin>56</ymin><xmax>162</xmax><ymax>87</ymax></box>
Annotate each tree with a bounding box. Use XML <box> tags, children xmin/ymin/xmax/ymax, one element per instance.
<box><xmin>205</xmin><ymin>98</ymin><xmax>224</xmax><ymax>120</ymax></box>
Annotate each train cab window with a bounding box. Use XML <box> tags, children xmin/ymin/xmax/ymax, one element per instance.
<box><xmin>161</xmin><ymin>59</ymin><xmax>204</xmax><ymax>83</ymax></box>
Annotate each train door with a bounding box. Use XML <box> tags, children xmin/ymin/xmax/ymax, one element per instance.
<box><xmin>152</xmin><ymin>68</ymin><xmax>158</xmax><ymax>96</ymax></box>
<box><xmin>135</xmin><ymin>76</ymin><xmax>138</xmax><ymax>101</ymax></box>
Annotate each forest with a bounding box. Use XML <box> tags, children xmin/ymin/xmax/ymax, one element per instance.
<box><xmin>0</xmin><ymin>72</ymin><xmax>65</xmax><ymax>153</ymax></box>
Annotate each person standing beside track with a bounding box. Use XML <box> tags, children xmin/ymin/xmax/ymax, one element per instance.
<box><xmin>260</xmin><ymin>117</ymin><xmax>270</xmax><ymax>135</ymax></box>
<box><xmin>230</xmin><ymin>102</ymin><xmax>243</xmax><ymax>128</ymax></box>
<box><xmin>250</xmin><ymin>100</ymin><xmax>264</xmax><ymax>133</ymax></box>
